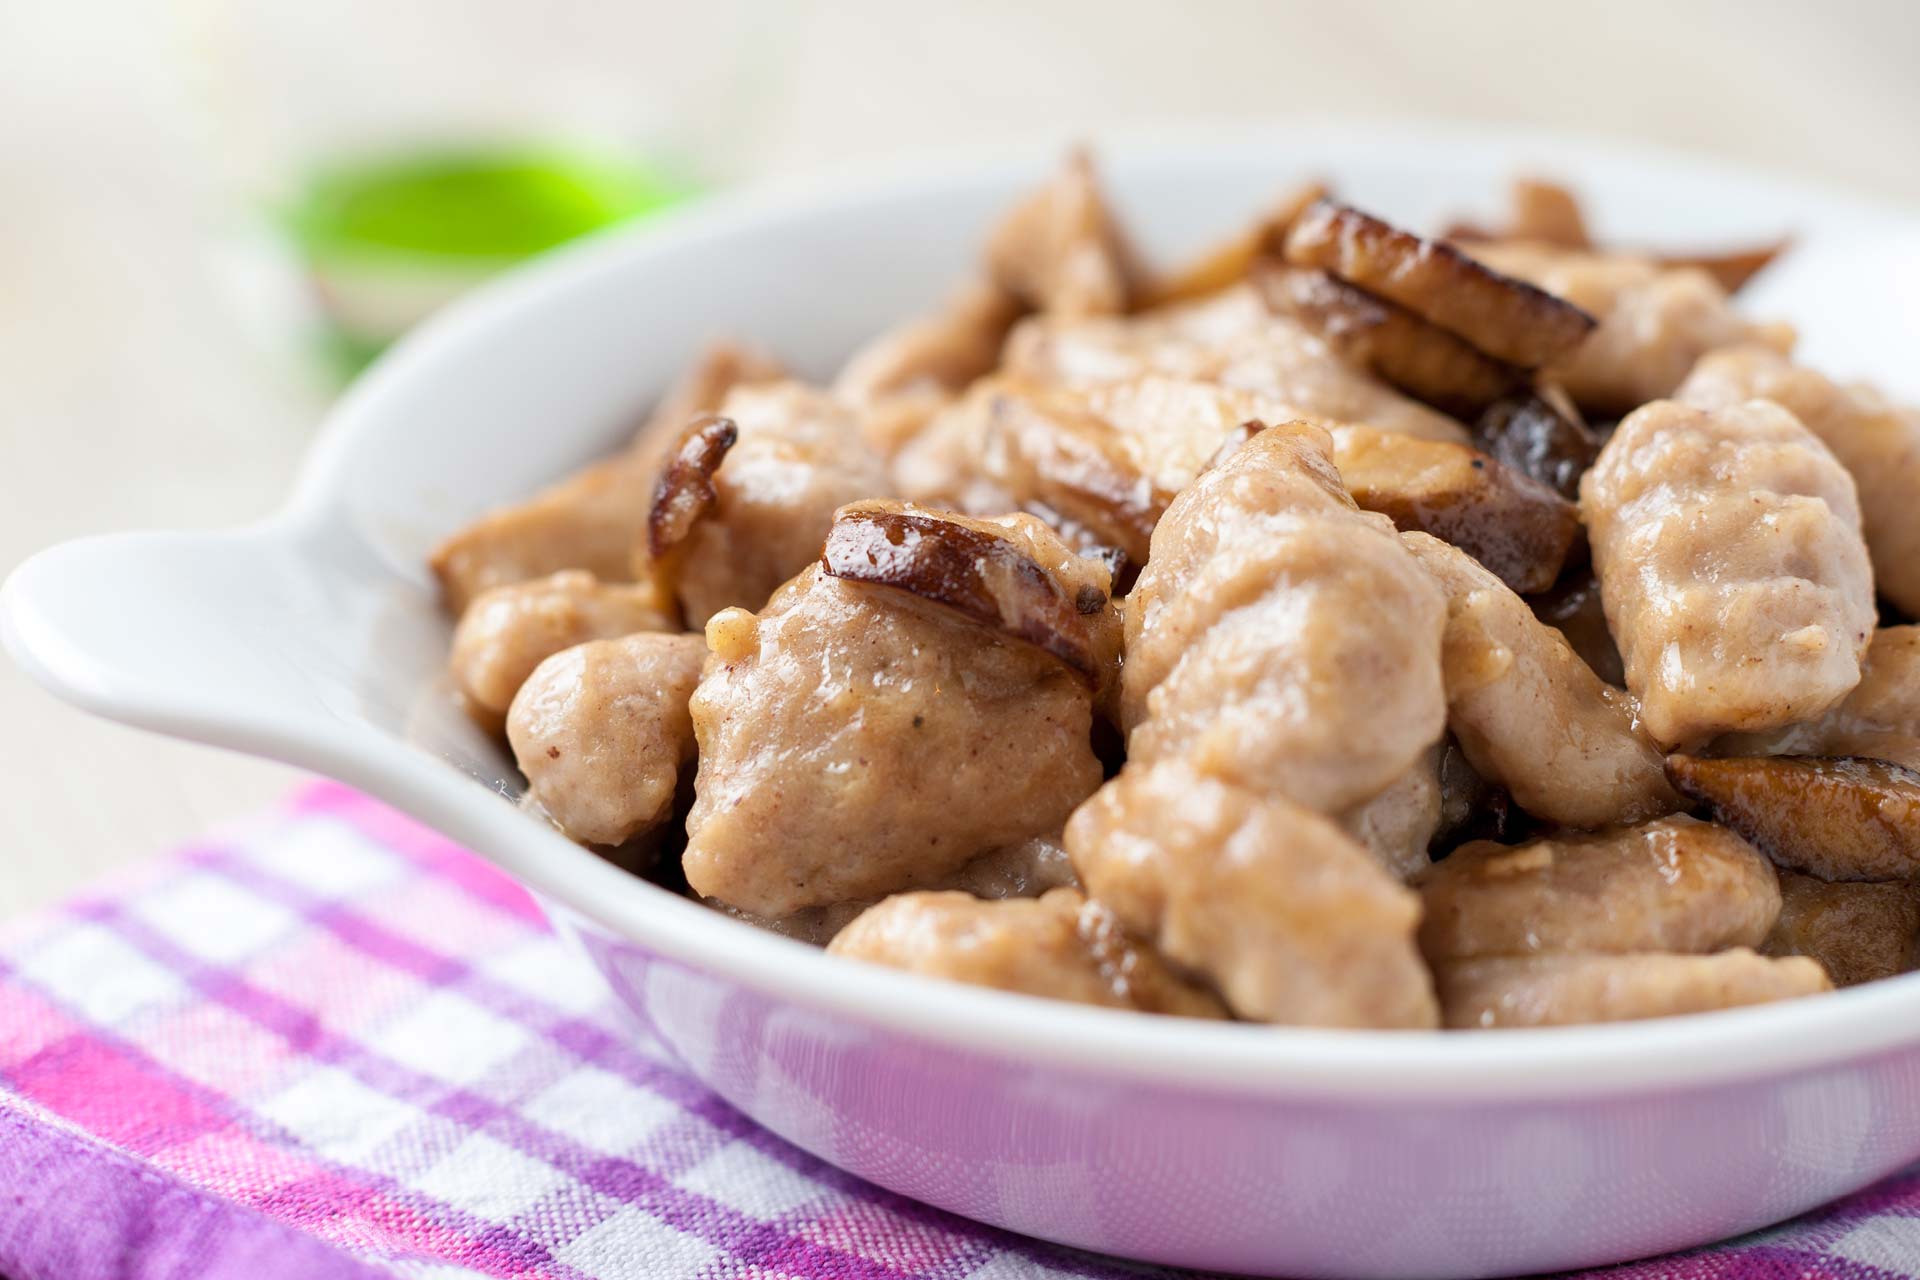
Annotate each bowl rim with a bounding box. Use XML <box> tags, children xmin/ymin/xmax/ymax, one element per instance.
<box><xmin>16</xmin><ymin>119</ymin><xmax>1920</xmax><ymax>1104</ymax></box>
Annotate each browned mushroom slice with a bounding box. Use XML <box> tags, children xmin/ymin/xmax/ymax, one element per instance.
<box><xmin>1667</xmin><ymin>754</ymin><xmax>1920</xmax><ymax>881</ymax></box>
<box><xmin>1654</xmin><ymin>240</ymin><xmax>1789</xmax><ymax>295</ymax></box>
<box><xmin>1255</xmin><ymin>266</ymin><xmax>1526</xmax><ymax>419</ymax></box>
<box><xmin>1282</xmin><ymin>200</ymin><xmax>1597</xmax><ymax>368</ymax></box>
<box><xmin>1472</xmin><ymin>392</ymin><xmax>1602</xmax><ymax>501</ymax></box>
<box><xmin>1764</xmin><ymin>871</ymin><xmax>1920</xmax><ymax>987</ymax></box>
<box><xmin>1135</xmin><ymin>181</ymin><xmax>1328</xmax><ymax>310</ymax></box>
<box><xmin>1437</xmin><ymin>950</ymin><xmax>1830</xmax><ymax>1029</ymax></box>
<box><xmin>1446</xmin><ymin>177</ymin><xmax>1779</xmax><ymax>294</ymax></box>
<box><xmin>1009</xmin><ymin>400</ymin><xmax>1169</xmax><ymax>562</ymax></box>
<box><xmin>821</xmin><ymin>502</ymin><xmax>1104</xmax><ymax>682</ymax></box>
<box><xmin>1330</xmin><ymin>426</ymin><xmax>1579</xmax><ymax>594</ymax></box>
<box><xmin>985</xmin><ymin>149</ymin><xmax>1135</xmax><ymax>318</ymax></box>
<box><xmin>644</xmin><ymin>414</ymin><xmax>738</xmax><ymax>562</ymax></box>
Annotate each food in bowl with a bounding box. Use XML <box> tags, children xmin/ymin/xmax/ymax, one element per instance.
<box><xmin>429</xmin><ymin>151</ymin><xmax>1920</xmax><ymax>1031</ymax></box>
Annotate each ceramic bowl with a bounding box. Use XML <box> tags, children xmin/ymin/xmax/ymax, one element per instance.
<box><xmin>9</xmin><ymin>124</ymin><xmax>1920</xmax><ymax>1278</ymax></box>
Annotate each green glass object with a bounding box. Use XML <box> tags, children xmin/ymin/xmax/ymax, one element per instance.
<box><xmin>280</xmin><ymin>146</ymin><xmax>698</xmax><ymax>378</ymax></box>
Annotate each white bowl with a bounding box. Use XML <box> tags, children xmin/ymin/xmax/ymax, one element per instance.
<box><xmin>8</xmin><ymin>124</ymin><xmax>1920</xmax><ymax>1279</ymax></box>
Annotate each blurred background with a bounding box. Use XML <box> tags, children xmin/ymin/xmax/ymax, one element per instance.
<box><xmin>5</xmin><ymin>0</ymin><xmax>1919</xmax><ymax>914</ymax></box>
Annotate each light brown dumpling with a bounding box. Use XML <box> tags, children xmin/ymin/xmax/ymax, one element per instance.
<box><xmin>684</xmin><ymin>564</ymin><xmax>1103</xmax><ymax>918</ymax></box>
<box><xmin>829</xmin><ymin>888</ymin><xmax>1227</xmax><ymax>1018</ymax></box>
<box><xmin>1437</xmin><ymin>950</ymin><xmax>1830</xmax><ymax>1030</ymax></box>
<box><xmin>1402</xmin><ymin>532</ymin><xmax>1678</xmax><ymax>829</ymax></box>
<box><xmin>833</xmin><ymin>279</ymin><xmax>1023</xmax><ymax>456</ymax></box>
<box><xmin>1472</xmin><ymin>243</ymin><xmax>1789</xmax><ymax>416</ymax></box>
<box><xmin>432</xmin><ymin>455</ymin><xmax>658</xmax><ymax>615</ymax></box>
<box><xmin>984</xmin><ymin>150</ymin><xmax>1133</xmax><ymax>318</ymax></box>
<box><xmin>1581</xmin><ymin>398</ymin><xmax>1874</xmax><ymax>749</ymax></box>
<box><xmin>1002</xmin><ymin>286</ymin><xmax>1469</xmax><ymax>444</ymax></box>
<box><xmin>431</xmin><ymin>341</ymin><xmax>781</xmax><ymax>612</ymax></box>
<box><xmin>1716</xmin><ymin>627</ymin><xmax>1920</xmax><ymax>759</ymax></box>
<box><xmin>718</xmin><ymin>831</ymin><xmax>1080</xmax><ymax>948</ymax></box>
<box><xmin>652</xmin><ymin>381</ymin><xmax>891</xmax><ymax>628</ymax></box>
<box><xmin>1416</xmin><ymin>817</ymin><xmax>1782</xmax><ymax>965</ymax></box>
<box><xmin>1681</xmin><ymin>345</ymin><xmax>1920</xmax><ymax>617</ymax></box>
<box><xmin>1066</xmin><ymin>759</ymin><xmax>1438</xmax><ymax>1029</ymax></box>
<box><xmin>450</xmin><ymin>571</ymin><xmax>674</xmax><ymax>724</ymax></box>
<box><xmin>1124</xmin><ymin>422</ymin><xmax>1447</xmax><ymax>814</ymax></box>
<box><xmin>507</xmin><ymin>632</ymin><xmax>707</xmax><ymax>847</ymax></box>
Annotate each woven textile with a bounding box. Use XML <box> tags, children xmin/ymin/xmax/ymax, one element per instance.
<box><xmin>3</xmin><ymin>783</ymin><xmax>1918</xmax><ymax>1279</ymax></box>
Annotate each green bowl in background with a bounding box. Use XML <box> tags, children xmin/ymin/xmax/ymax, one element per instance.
<box><xmin>281</xmin><ymin>146</ymin><xmax>697</xmax><ymax>377</ymax></box>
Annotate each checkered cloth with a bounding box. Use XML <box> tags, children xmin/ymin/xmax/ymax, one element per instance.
<box><xmin>3</xmin><ymin>783</ymin><xmax>1919</xmax><ymax>1280</ymax></box>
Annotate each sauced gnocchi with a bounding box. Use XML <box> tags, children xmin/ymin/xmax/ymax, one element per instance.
<box><xmin>430</xmin><ymin>160</ymin><xmax>1918</xmax><ymax>1030</ymax></box>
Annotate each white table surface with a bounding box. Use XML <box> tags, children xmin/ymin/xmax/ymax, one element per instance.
<box><xmin>5</xmin><ymin>0</ymin><xmax>1919</xmax><ymax>918</ymax></box>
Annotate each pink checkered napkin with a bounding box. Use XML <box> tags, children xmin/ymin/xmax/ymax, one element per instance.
<box><xmin>1</xmin><ymin>786</ymin><xmax>1917</xmax><ymax>1280</ymax></box>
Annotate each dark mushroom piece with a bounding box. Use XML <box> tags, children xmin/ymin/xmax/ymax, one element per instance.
<box><xmin>1473</xmin><ymin>393</ymin><xmax>1602</xmax><ymax>501</ymax></box>
<box><xmin>1655</xmin><ymin>241</ymin><xmax>1789</xmax><ymax>294</ymax></box>
<box><xmin>645</xmin><ymin>413</ymin><xmax>738</xmax><ymax>562</ymax></box>
<box><xmin>1136</xmin><ymin>180</ymin><xmax>1328</xmax><ymax>310</ymax></box>
<box><xmin>1667</xmin><ymin>754</ymin><xmax>1920</xmax><ymax>881</ymax></box>
<box><xmin>1333</xmin><ymin>428</ymin><xmax>1580</xmax><ymax>595</ymax></box>
<box><xmin>1764</xmin><ymin>872</ymin><xmax>1920</xmax><ymax>987</ymax></box>
<box><xmin>1282</xmin><ymin>199</ymin><xmax>1597</xmax><ymax>369</ymax></box>
<box><xmin>1255</xmin><ymin>264</ymin><xmax>1526</xmax><ymax>419</ymax></box>
<box><xmin>1433</xmin><ymin>738</ymin><xmax>1533</xmax><ymax>855</ymax></box>
<box><xmin>1527</xmin><ymin>569</ymin><xmax>1626</xmax><ymax>687</ymax></box>
<box><xmin>821</xmin><ymin>501</ymin><xmax>1109</xmax><ymax>685</ymax></box>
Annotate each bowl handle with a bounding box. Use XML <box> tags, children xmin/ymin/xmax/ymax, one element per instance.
<box><xmin>1</xmin><ymin>521</ymin><xmax>428</xmax><ymax>770</ymax></box>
